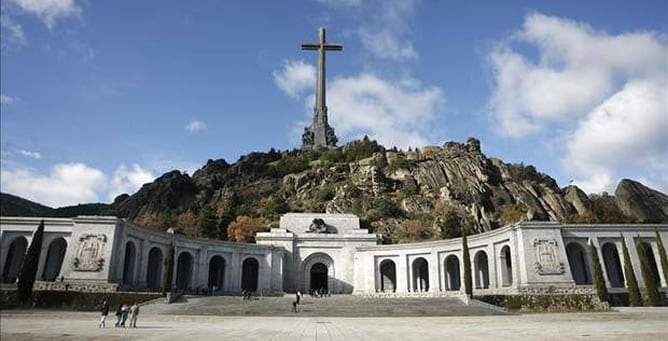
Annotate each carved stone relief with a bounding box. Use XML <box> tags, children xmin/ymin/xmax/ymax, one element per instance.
<box><xmin>532</xmin><ymin>238</ymin><xmax>565</xmax><ymax>275</ymax></box>
<box><xmin>73</xmin><ymin>234</ymin><xmax>107</xmax><ymax>272</ymax></box>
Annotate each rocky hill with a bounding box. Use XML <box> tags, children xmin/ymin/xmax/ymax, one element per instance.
<box><xmin>2</xmin><ymin>137</ymin><xmax>666</xmax><ymax>242</ymax></box>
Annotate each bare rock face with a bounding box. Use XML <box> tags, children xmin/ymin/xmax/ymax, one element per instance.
<box><xmin>615</xmin><ymin>179</ymin><xmax>668</xmax><ymax>223</ymax></box>
<box><xmin>563</xmin><ymin>185</ymin><xmax>592</xmax><ymax>215</ymax></box>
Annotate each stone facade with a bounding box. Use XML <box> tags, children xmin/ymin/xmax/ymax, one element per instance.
<box><xmin>1</xmin><ymin>215</ymin><xmax>667</xmax><ymax>296</ymax></box>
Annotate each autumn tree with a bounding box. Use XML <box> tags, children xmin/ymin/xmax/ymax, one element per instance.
<box><xmin>17</xmin><ymin>220</ymin><xmax>44</xmax><ymax>302</ymax></box>
<box><xmin>620</xmin><ymin>235</ymin><xmax>643</xmax><ymax>306</ymax></box>
<box><xmin>227</xmin><ymin>216</ymin><xmax>269</xmax><ymax>243</ymax></box>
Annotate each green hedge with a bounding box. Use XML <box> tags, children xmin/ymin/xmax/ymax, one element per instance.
<box><xmin>1</xmin><ymin>290</ymin><xmax>161</xmax><ymax>311</ymax></box>
<box><xmin>475</xmin><ymin>294</ymin><xmax>605</xmax><ymax>312</ymax></box>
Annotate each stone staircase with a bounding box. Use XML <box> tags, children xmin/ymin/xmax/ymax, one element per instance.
<box><xmin>141</xmin><ymin>294</ymin><xmax>507</xmax><ymax>317</ymax></box>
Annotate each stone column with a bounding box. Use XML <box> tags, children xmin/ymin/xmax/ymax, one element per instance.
<box><xmin>230</xmin><ymin>251</ymin><xmax>241</xmax><ymax>291</ymax></box>
<box><xmin>396</xmin><ymin>254</ymin><xmax>408</xmax><ymax>293</ymax></box>
<box><xmin>195</xmin><ymin>246</ymin><xmax>208</xmax><ymax>289</ymax></box>
<box><xmin>487</xmin><ymin>244</ymin><xmax>498</xmax><ymax>289</ymax></box>
<box><xmin>136</xmin><ymin>238</ymin><xmax>148</xmax><ymax>288</ymax></box>
<box><xmin>429</xmin><ymin>252</ymin><xmax>439</xmax><ymax>292</ymax></box>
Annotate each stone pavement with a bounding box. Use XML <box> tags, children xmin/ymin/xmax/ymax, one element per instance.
<box><xmin>2</xmin><ymin>307</ymin><xmax>668</xmax><ymax>340</ymax></box>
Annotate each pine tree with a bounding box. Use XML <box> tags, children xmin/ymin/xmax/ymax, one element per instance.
<box><xmin>636</xmin><ymin>238</ymin><xmax>660</xmax><ymax>306</ymax></box>
<box><xmin>198</xmin><ymin>205</ymin><xmax>219</xmax><ymax>239</ymax></box>
<box><xmin>655</xmin><ymin>230</ymin><xmax>668</xmax><ymax>286</ymax></box>
<box><xmin>161</xmin><ymin>243</ymin><xmax>175</xmax><ymax>296</ymax></box>
<box><xmin>17</xmin><ymin>220</ymin><xmax>45</xmax><ymax>302</ymax></box>
<box><xmin>620</xmin><ymin>235</ymin><xmax>643</xmax><ymax>306</ymax></box>
<box><xmin>462</xmin><ymin>232</ymin><xmax>472</xmax><ymax>298</ymax></box>
<box><xmin>588</xmin><ymin>241</ymin><xmax>608</xmax><ymax>303</ymax></box>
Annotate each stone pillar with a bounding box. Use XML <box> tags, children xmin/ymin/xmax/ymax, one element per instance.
<box><xmin>429</xmin><ymin>252</ymin><xmax>439</xmax><ymax>292</ymax></box>
<box><xmin>624</xmin><ymin>234</ymin><xmax>645</xmax><ymax>287</ymax></box>
<box><xmin>195</xmin><ymin>246</ymin><xmax>208</xmax><ymax>290</ymax></box>
<box><xmin>230</xmin><ymin>251</ymin><xmax>241</xmax><ymax>291</ymax></box>
<box><xmin>487</xmin><ymin>244</ymin><xmax>498</xmax><ymax>289</ymax></box>
<box><xmin>136</xmin><ymin>238</ymin><xmax>148</xmax><ymax>288</ymax></box>
<box><xmin>396</xmin><ymin>254</ymin><xmax>408</xmax><ymax>293</ymax></box>
<box><xmin>590</xmin><ymin>236</ymin><xmax>611</xmax><ymax>288</ymax></box>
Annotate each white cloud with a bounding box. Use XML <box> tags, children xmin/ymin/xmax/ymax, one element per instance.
<box><xmin>358</xmin><ymin>28</ymin><xmax>417</xmax><ymax>62</ymax></box>
<box><xmin>317</xmin><ymin>0</ymin><xmax>418</xmax><ymax>62</ymax></box>
<box><xmin>0</xmin><ymin>163</ymin><xmax>107</xmax><ymax>207</ymax></box>
<box><xmin>275</xmin><ymin>60</ymin><xmax>445</xmax><ymax>148</ymax></box>
<box><xmin>0</xmin><ymin>13</ymin><xmax>25</xmax><ymax>46</ymax></box>
<box><xmin>8</xmin><ymin>0</ymin><xmax>81</xmax><ymax>29</ymax></box>
<box><xmin>17</xmin><ymin>149</ymin><xmax>41</xmax><ymax>159</ymax></box>
<box><xmin>315</xmin><ymin>0</ymin><xmax>362</xmax><ymax>7</ymax></box>
<box><xmin>0</xmin><ymin>94</ymin><xmax>16</xmax><ymax>104</ymax></box>
<box><xmin>488</xmin><ymin>12</ymin><xmax>668</xmax><ymax>193</ymax></box>
<box><xmin>566</xmin><ymin>79</ymin><xmax>668</xmax><ymax>193</ymax></box>
<box><xmin>0</xmin><ymin>162</ymin><xmax>158</xmax><ymax>207</ymax></box>
<box><xmin>108</xmin><ymin>164</ymin><xmax>155</xmax><ymax>201</ymax></box>
<box><xmin>488</xmin><ymin>12</ymin><xmax>666</xmax><ymax>137</ymax></box>
<box><xmin>186</xmin><ymin>120</ymin><xmax>206</xmax><ymax>133</ymax></box>
<box><xmin>272</xmin><ymin>60</ymin><xmax>315</xmax><ymax>98</ymax></box>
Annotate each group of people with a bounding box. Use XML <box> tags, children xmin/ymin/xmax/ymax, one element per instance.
<box><xmin>98</xmin><ymin>300</ymin><xmax>140</xmax><ymax>328</ymax></box>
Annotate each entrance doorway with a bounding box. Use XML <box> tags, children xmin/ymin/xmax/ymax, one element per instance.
<box><xmin>310</xmin><ymin>263</ymin><xmax>328</xmax><ymax>292</ymax></box>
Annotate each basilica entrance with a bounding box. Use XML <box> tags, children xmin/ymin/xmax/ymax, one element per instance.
<box><xmin>310</xmin><ymin>263</ymin><xmax>328</xmax><ymax>291</ymax></box>
<box><xmin>302</xmin><ymin>253</ymin><xmax>335</xmax><ymax>293</ymax></box>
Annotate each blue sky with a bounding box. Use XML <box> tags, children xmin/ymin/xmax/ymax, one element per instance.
<box><xmin>1</xmin><ymin>0</ymin><xmax>666</xmax><ymax>207</ymax></box>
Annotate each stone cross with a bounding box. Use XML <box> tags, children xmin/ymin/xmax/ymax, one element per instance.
<box><xmin>301</xmin><ymin>27</ymin><xmax>342</xmax><ymax>148</ymax></box>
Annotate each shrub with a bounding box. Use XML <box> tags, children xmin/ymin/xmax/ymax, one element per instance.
<box><xmin>463</xmin><ymin>233</ymin><xmax>472</xmax><ymax>298</ymax></box>
<box><xmin>161</xmin><ymin>243</ymin><xmax>175</xmax><ymax>296</ymax></box>
<box><xmin>655</xmin><ymin>230</ymin><xmax>668</xmax><ymax>286</ymax></box>
<box><xmin>589</xmin><ymin>242</ymin><xmax>608</xmax><ymax>303</ymax></box>
<box><xmin>17</xmin><ymin>220</ymin><xmax>44</xmax><ymax>302</ymax></box>
<box><xmin>636</xmin><ymin>239</ymin><xmax>660</xmax><ymax>306</ymax></box>
<box><xmin>620</xmin><ymin>235</ymin><xmax>643</xmax><ymax>306</ymax></box>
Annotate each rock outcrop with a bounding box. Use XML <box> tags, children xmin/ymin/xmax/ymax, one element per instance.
<box><xmin>615</xmin><ymin>179</ymin><xmax>668</xmax><ymax>223</ymax></box>
<box><xmin>3</xmin><ymin>138</ymin><xmax>666</xmax><ymax>239</ymax></box>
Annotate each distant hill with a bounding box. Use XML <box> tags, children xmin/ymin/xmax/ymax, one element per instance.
<box><xmin>0</xmin><ymin>192</ymin><xmax>110</xmax><ymax>218</ymax></box>
<box><xmin>2</xmin><ymin>137</ymin><xmax>666</xmax><ymax>243</ymax></box>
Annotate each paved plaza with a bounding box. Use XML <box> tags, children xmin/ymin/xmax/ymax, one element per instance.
<box><xmin>1</xmin><ymin>296</ymin><xmax>667</xmax><ymax>340</ymax></box>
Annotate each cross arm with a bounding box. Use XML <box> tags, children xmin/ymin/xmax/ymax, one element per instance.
<box><xmin>301</xmin><ymin>43</ymin><xmax>320</xmax><ymax>50</ymax></box>
<box><xmin>323</xmin><ymin>44</ymin><xmax>343</xmax><ymax>51</ymax></box>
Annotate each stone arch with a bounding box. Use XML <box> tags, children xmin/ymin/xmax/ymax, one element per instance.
<box><xmin>302</xmin><ymin>253</ymin><xmax>335</xmax><ymax>293</ymax></box>
<box><xmin>379</xmin><ymin>259</ymin><xmax>396</xmax><ymax>293</ymax></box>
<box><xmin>412</xmin><ymin>257</ymin><xmax>429</xmax><ymax>292</ymax></box>
<box><xmin>146</xmin><ymin>247</ymin><xmax>163</xmax><ymax>290</ymax></box>
<box><xmin>208</xmin><ymin>255</ymin><xmax>225</xmax><ymax>291</ymax></box>
<box><xmin>2</xmin><ymin>237</ymin><xmax>28</xmax><ymax>283</ymax></box>
<box><xmin>444</xmin><ymin>255</ymin><xmax>460</xmax><ymax>291</ymax></box>
<box><xmin>639</xmin><ymin>242</ymin><xmax>661</xmax><ymax>286</ymax></box>
<box><xmin>241</xmin><ymin>257</ymin><xmax>259</xmax><ymax>292</ymax></box>
<box><xmin>602</xmin><ymin>242</ymin><xmax>624</xmax><ymax>288</ymax></box>
<box><xmin>176</xmin><ymin>251</ymin><xmax>193</xmax><ymax>290</ymax></box>
<box><xmin>474</xmin><ymin>250</ymin><xmax>489</xmax><ymax>289</ymax></box>
<box><xmin>122</xmin><ymin>241</ymin><xmax>137</xmax><ymax>285</ymax></box>
<box><xmin>566</xmin><ymin>242</ymin><xmax>592</xmax><ymax>285</ymax></box>
<box><xmin>42</xmin><ymin>237</ymin><xmax>67</xmax><ymax>281</ymax></box>
<box><xmin>500</xmin><ymin>245</ymin><xmax>513</xmax><ymax>287</ymax></box>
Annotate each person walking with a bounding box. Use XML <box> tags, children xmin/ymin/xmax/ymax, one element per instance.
<box><xmin>119</xmin><ymin>303</ymin><xmax>129</xmax><ymax>328</ymax></box>
<box><xmin>98</xmin><ymin>300</ymin><xmax>109</xmax><ymax>328</ymax></box>
<box><xmin>128</xmin><ymin>302</ymin><xmax>139</xmax><ymax>328</ymax></box>
<box><xmin>291</xmin><ymin>300</ymin><xmax>298</xmax><ymax>313</ymax></box>
<box><xmin>114</xmin><ymin>304</ymin><xmax>123</xmax><ymax>327</ymax></box>
<box><xmin>296</xmin><ymin>290</ymin><xmax>301</xmax><ymax>305</ymax></box>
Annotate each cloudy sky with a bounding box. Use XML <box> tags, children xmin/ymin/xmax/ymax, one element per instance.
<box><xmin>1</xmin><ymin>0</ymin><xmax>666</xmax><ymax>207</ymax></box>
